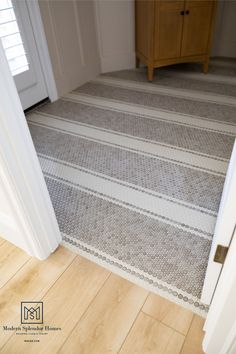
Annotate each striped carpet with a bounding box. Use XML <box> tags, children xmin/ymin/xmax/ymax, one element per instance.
<box><xmin>27</xmin><ymin>60</ymin><xmax>236</xmax><ymax>316</ymax></box>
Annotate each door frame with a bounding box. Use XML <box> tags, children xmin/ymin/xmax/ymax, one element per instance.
<box><xmin>25</xmin><ymin>0</ymin><xmax>58</xmax><ymax>103</ymax></box>
<box><xmin>0</xmin><ymin>42</ymin><xmax>61</xmax><ymax>259</ymax></box>
<box><xmin>201</xmin><ymin>140</ymin><xmax>236</xmax><ymax>304</ymax></box>
<box><xmin>202</xmin><ymin>140</ymin><xmax>236</xmax><ymax>353</ymax></box>
<box><xmin>203</xmin><ymin>225</ymin><xmax>236</xmax><ymax>353</ymax></box>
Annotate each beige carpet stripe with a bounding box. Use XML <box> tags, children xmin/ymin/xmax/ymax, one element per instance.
<box><xmin>39</xmin><ymin>156</ymin><xmax>215</xmax><ymax>238</ymax></box>
<box><xmin>92</xmin><ymin>77</ymin><xmax>236</xmax><ymax>107</ymax></box>
<box><xmin>160</xmin><ymin>69</ymin><xmax>236</xmax><ymax>85</ymax></box>
<box><xmin>63</xmin><ymin>93</ymin><xmax>236</xmax><ymax>136</ymax></box>
<box><xmin>28</xmin><ymin>113</ymin><xmax>228</xmax><ymax>176</ymax></box>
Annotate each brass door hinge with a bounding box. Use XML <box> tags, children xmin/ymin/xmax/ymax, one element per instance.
<box><xmin>214</xmin><ymin>245</ymin><xmax>229</xmax><ymax>265</ymax></box>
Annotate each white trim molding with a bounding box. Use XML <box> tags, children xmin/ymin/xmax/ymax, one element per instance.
<box><xmin>203</xmin><ymin>226</ymin><xmax>236</xmax><ymax>354</ymax></box>
<box><xmin>0</xmin><ymin>42</ymin><xmax>61</xmax><ymax>259</ymax></box>
<box><xmin>203</xmin><ymin>140</ymin><xmax>236</xmax><ymax>353</ymax></box>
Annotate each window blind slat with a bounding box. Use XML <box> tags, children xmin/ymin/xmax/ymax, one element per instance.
<box><xmin>0</xmin><ymin>1</ymin><xmax>29</xmax><ymax>76</ymax></box>
<box><xmin>0</xmin><ymin>0</ymin><xmax>13</xmax><ymax>11</ymax></box>
<box><xmin>12</xmin><ymin>64</ymin><xmax>29</xmax><ymax>76</ymax></box>
<box><xmin>0</xmin><ymin>8</ymin><xmax>15</xmax><ymax>24</ymax></box>
<box><xmin>5</xmin><ymin>44</ymin><xmax>26</xmax><ymax>60</ymax></box>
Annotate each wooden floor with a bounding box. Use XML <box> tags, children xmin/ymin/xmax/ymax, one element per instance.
<box><xmin>0</xmin><ymin>238</ymin><xmax>205</xmax><ymax>353</ymax></box>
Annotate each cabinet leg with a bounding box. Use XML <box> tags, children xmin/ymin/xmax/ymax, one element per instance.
<box><xmin>203</xmin><ymin>59</ymin><xmax>209</xmax><ymax>74</ymax></box>
<box><xmin>136</xmin><ymin>57</ymin><xmax>140</xmax><ymax>68</ymax></box>
<box><xmin>147</xmin><ymin>65</ymin><xmax>154</xmax><ymax>82</ymax></box>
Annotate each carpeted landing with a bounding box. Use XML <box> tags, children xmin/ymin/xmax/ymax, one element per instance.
<box><xmin>27</xmin><ymin>60</ymin><xmax>236</xmax><ymax>316</ymax></box>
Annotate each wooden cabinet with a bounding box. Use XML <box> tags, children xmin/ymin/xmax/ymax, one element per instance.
<box><xmin>154</xmin><ymin>1</ymin><xmax>185</xmax><ymax>60</ymax></box>
<box><xmin>135</xmin><ymin>0</ymin><xmax>217</xmax><ymax>81</ymax></box>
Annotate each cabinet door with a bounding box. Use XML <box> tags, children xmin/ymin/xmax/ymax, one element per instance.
<box><xmin>181</xmin><ymin>1</ymin><xmax>214</xmax><ymax>57</ymax></box>
<box><xmin>154</xmin><ymin>1</ymin><xmax>185</xmax><ymax>60</ymax></box>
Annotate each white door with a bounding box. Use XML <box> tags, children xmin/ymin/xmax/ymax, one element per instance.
<box><xmin>201</xmin><ymin>140</ymin><xmax>236</xmax><ymax>305</ymax></box>
<box><xmin>0</xmin><ymin>41</ymin><xmax>61</xmax><ymax>259</ymax></box>
<box><xmin>0</xmin><ymin>0</ymin><xmax>48</xmax><ymax>110</ymax></box>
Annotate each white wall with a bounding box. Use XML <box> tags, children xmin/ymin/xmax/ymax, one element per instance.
<box><xmin>39</xmin><ymin>0</ymin><xmax>101</xmax><ymax>96</ymax></box>
<box><xmin>94</xmin><ymin>0</ymin><xmax>135</xmax><ymax>73</ymax></box>
<box><xmin>212</xmin><ymin>1</ymin><xmax>236</xmax><ymax>58</ymax></box>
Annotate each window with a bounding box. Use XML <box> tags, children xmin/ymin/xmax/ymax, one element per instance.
<box><xmin>0</xmin><ymin>0</ymin><xmax>29</xmax><ymax>76</ymax></box>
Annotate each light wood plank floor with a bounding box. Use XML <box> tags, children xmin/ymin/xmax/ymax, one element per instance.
<box><xmin>0</xmin><ymin>238</ymin><xmax>205</xmax><ymax>354</ymax></box>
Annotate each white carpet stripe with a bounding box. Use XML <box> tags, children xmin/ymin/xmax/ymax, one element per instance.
<box><xmin>38</xmin><ymin>152</ymin><xmax>217</xmax><ymax>217</ymax></box>
<box><xmin>64</xmin><ymin>93</ymin><xmax>236</xmax><ymax>136</ymax></box>
<box><xmin>40</xmin><ymin>157</ymin><xmax>215</xmax><ymax>238</ymax></box>
<box><xmin>93</xmin><ymin>76</ymin><xmax>236</xmax><ymax>107</ymax></box>
<box><xmin>28</xmin><ymin>113</ymin><xmax>228</xmax><ymax>175</ymax></box>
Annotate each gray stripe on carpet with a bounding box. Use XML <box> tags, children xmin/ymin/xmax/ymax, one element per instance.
<box><xmin>159</xmin><ymin>61</ymin><xmax>236</xmax><ymax>78</ymax></box>
<box><xmin>103</xmin><ymin>69</ymin><xmax>236</xmax><ymax>97</ymax></box>
<box><xmin>74</xmin><ymin>82</ymin><xmax>236</xmax><ymax>124</ymax></box>
<box><xmin>37</xmin><ymin>99</ymin><xmax>235</xmax><ymax>159</ymax></box>
<box><xmin>29</xmin><ymin>124</ymin><xmax>224</xmax><ymax>212</ymax></box>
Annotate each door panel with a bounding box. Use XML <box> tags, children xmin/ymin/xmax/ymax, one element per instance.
<box><xmin>0</xmin><ymin>0</ymin><xmax>48</xmax><ymax>109</ymax></box>
<box><xmin>201</xmin><ymin>140</ymin><xmax>236</xmax><ymax>305</ymax></box>
<box><xmin>135</xmin><ymin>0</ymin><xmax>154</xmax><ymax>59</ymax></box>
<box><xmin>154</xmin><ymin>1</ymin><xmax>185</xmax><ymax>60</ymax></box>
<box><xmin>181</xmin><ymin>1</ymin><xmax>214</xmax><ymax>57</ymax></box>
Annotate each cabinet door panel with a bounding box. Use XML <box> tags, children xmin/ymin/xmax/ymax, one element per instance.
<box><xmin>135</xmin><ymin>1</ymin><xmax>155</xmax><ymax>59</ymax></box>
<box><xmin>181</xmin><ymin>1</ymin><xmax>214</xmax><ymax>57</ymax></box>
<box><xmin>154</xmin><ymin>1</ymin><xmax>185</xmax><ymax>60</ymax></box>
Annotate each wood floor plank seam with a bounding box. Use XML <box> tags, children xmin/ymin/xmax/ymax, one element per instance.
<box><xmin>117</xmin><ymin>292</ymin><xmax>149</xmax><ymax>354</ymax></box>
<box><xmin>177</xmin><ymin>331</ymin><xmax>186</xmax><ymax>354</ymax></box>
<box><xmin>56</xmin><ymin>271</ymin><xmax>112</xmax><ymax>353</ymax></box>
<box><xmin>0</xmin><ymin>239</ymin><xmax>5</xmax><ymax>247</ymax></box>
<box><xmin>140</xmin><ymin>309</ymin><xmax>192</xmax><ymax>338</ymax></box>
<box><xmin>118</xmin><ymin>311</ymin><xmax>186</xmax><ymax>354</ymax></box>
<box><xmin>0</xmin><ymin>257</ymin><xmax>31</xmax><ymax>290</ymax></box>
<box><xmin>180</xmin><ymin>315</ymin><xmax>205</xmax><ymax>354</ymax></box>
<box><xmin>164</xmin><ymin>327</ymin><xmax>186</xmax><ymax>354</ymax></box>
<box><xmin>180</xmin><ymin>315</ymin><xmax>195</xmax><ymax>354</ymax></box>
<box><xmin>39</xmin><ymin>253</ymin><xmax>78</xmax><ymax>300</ymax></box>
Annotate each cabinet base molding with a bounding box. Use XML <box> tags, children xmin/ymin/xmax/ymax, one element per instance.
<box><xmin>136</xmin><ymin>51</ymin><xmax>210</xmax><ymax>81</ymax></box>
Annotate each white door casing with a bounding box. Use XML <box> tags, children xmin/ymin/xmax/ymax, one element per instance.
<box><xmin>201</xmin><ymin>139</ymin><xmax>236</xmax><ymax>304</ymax></box>
<box><xmin>203</xmin><ymin>227</ymin><xmax>236</xmax><ymax>354</ymax></box>
<box><xmin>0</xmin><ymin>41</ymin><xmax>61</xmax><ymax>259</ymax></box>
